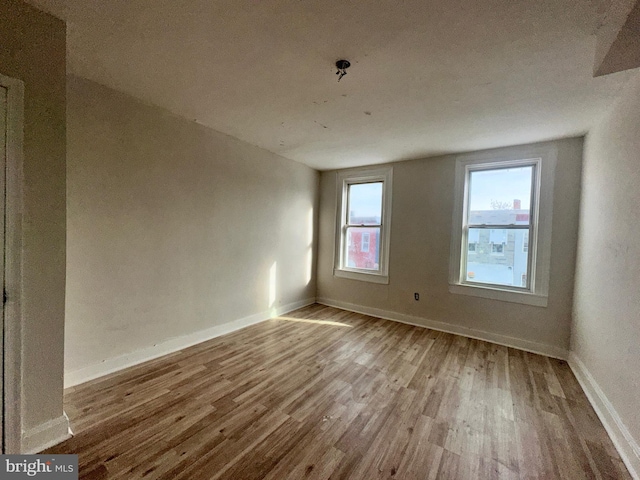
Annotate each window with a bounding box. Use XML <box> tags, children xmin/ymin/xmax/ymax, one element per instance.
<box><xmin>361</xmin><ymin>232</ymin><xmax>370</xmax><ymax>252</ymax></box>
<box><xmin>490</xmin><ymin>243</ymin><xmax>504</xmax><ymax>255</ymax></box>
<box><xmin>468</xmin><ymin>229</ymin><xmax>479</xmax><ymax>254</ymax></box>
<box><xmin>334</xmin><ymin>167</ymin><xmax>393</xmax><ymax>284</ymax></box>
<box><xmin>449</xmin><ymin>145</ymin><xmax>556</xmax><ymax>307</ymax></box>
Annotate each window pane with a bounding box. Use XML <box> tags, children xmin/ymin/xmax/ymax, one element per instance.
<box><xmin>468</xmin><ymin>166</ymin><xmax>532</xmax><ymax>226</ymax></box>
<box><xmin>348</xmin><ymin>182</ymin><xmax>382</xmax><ymax>225</ymax></box>
<box><xmin>346</xmin><ymin>227</ymin><xmax>380</xmax><ymax>270</ymax></box>
<box><xmin>465</xmin><ymin>228</ymin><xmax>529</xmax><ymax>287</ymax></box>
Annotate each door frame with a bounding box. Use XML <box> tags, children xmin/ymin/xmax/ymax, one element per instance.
<box><xmin>1</xmin><ymin>73</ymin><xmax>25</xmax><ymax>454</ymax></box>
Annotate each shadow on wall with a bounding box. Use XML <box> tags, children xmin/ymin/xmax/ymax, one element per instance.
<box><xmin>267</xmin><ymin>204</ymin><xmax>315</xmax><ymax>315</ymax></box>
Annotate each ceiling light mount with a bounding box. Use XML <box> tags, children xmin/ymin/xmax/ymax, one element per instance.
<box><xmin>335</xmin><ymin>60</ymin><xmax>350</xmax><ymax>82</ymax></box>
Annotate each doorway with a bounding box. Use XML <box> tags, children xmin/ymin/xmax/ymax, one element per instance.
<box><xmin>1</xmin><ymin>73</ymin><xmax>24</xmax><ymax>454</ymax></box>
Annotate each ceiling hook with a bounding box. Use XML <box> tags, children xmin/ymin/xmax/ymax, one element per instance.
<box><xmin>335</xmin><ymin>60</ymin><xmax>350</xmax><ymax>82</ymax></box>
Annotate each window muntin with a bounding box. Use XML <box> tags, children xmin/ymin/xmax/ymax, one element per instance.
<box><xmin>335</xmin><ymin>167</ymin><xmax>392</xmax><ymax>284</ymax></box>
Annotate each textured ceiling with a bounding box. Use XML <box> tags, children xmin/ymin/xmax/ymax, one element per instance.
<box><xmin>29</xmin><ymin>0</ymin><xmax>635</xmax><ymax>170</ymax></box>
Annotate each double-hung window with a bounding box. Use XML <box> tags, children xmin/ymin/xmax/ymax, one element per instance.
<box><xmin>449</xmin><ymin>146</ymin><xmax>556</xmax><ymax>307</ymax></box>
<box><xmin>334</xmin><ymin>167</ymin><xmax>393</xmax><ymax>284</ymax></box>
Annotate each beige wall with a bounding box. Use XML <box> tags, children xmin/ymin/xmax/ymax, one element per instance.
<box><xmin>66</xmin><ymin>76</ymin><xmax>318</xmax><ymax>375</ymax></box>
<box><xmin>318</xmin><ymin>138</ymin><xmax>583</xmax><ymax>354</ymax></box>
<box><xmin>572</xmin><ymin>73</ymin><xmax>640</xmax><ymax>458</ymax></box>
<box><xmin>0</xmin><ymin>0</ymin><xmax>67</xmax><ymax>441</ymax></box>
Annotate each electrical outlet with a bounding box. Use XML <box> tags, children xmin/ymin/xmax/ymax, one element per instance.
<box><xmin>414</xmin><ymin>293</ymin><xmax>419</xmax><ymax>301</ymax></box>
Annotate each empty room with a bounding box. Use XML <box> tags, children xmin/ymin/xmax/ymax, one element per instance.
<box><xmin>1</xmin><ymin>0</ymin><xmax>639</xmax><ymax>478</ymax></box>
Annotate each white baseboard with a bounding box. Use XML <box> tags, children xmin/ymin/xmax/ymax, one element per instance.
<box><xmin>316</xmin><ymin>297</ymin><xmax>568</xmax><ymax>360</ymax></box>
<box><xmin>568</xmin><ymin>352</ymin><xmax>640</xmax><ymax>479</ymax></box>
<box><xmin>64</xmin><ymin>298</ymin><xmax>316</xmax><ymax>388</ymax></box>
<box><xmin>22</xmin><ymin>413</ymin><xmax>72</xmax><ymax>454</ymax></box>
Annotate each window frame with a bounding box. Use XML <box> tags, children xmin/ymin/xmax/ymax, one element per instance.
<box><xmin>449</xmin><ymin>145</ymin><xmax>556</xmax><ymax>307</ymax></box>
<box><xmin>334</xmin><ymin>167</ymin><xmax>393</xmax><ymax>284</ymax></box>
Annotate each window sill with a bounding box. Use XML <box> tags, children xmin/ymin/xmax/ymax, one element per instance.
<box><xmin>449</xmin><ymin>283</ymin><xmax>547</xmax><ymax>307</ymax></box>
<box><xmin>334</xmin><ymin>269</ymin><xmax>389</xmax><ymax>285</ymax></box>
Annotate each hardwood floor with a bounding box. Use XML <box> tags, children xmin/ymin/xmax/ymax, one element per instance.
<box><xmin>47</xmin><ymin>304</ymin><xmax>631</xmax><ymax>479</ymax></box>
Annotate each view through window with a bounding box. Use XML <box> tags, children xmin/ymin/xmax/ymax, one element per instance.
<box><xmin>345</xmin><ymin>182</ymin><xmax>382</xmax><ymax>270</ymax></box>
<box><xmin>464</xmin><ymin>165</ymin><xmax>534</xmax><ymax>288</ymax></box>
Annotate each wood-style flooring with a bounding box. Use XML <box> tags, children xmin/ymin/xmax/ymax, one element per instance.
<box><xmin>47</xmin><ymin>304</ymin><xmax>631</xmax><ymax>479</ymax></box>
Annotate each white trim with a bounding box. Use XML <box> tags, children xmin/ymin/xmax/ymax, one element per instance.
<box><xmin>0</xmin><ymin>73</ymin><xmax>24</xmax><ymax>454</ymax></box>
<box><xmin>21</xmin><ymin>414</ymin><xmax>72</xmax><ymax>454</ymax></box>
<box><xmin>64</xmin><ymin>298</ymin><xmax>317</xmax><ymax>388</ymax></box>
<box><xmin>448</xmin><ymin>144</ymin><xmax>556</xmax><ymax>307</ymax></box>
<box><xmin>317</xmin><ymin>297</ymin><xmax>567</xmax><ymax>360</ymax></box>
<box><xmin>568</xmin><ymin>352</ymin><xmax>640</xmax><ymax>479</ymax></box>
<box><xmin>448</xmin><ymin>284</ymin><xmax>548</xmax><ymax>307</ymax></box>
<box><xmin>334</xmin><ymin>269</ymin><xmax>389</xmax><ymax>284</ymax></box>
<box><xmin>333</xmin><ymin>166</ymin><xmax>393</xmax><ymax>284</ymax></box>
